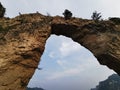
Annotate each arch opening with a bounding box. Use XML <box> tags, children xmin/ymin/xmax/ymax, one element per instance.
<box><xmin>28</xmin><ymin>35</ymin><xmax>115</xmax><ymax>90</ymax></box>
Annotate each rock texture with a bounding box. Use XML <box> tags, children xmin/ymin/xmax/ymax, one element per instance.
<box><xmin>0</xmin><ymin>13</ymin><xmax>120</xmax><ymax>90</ymax></box>
<box><xmin>0</xmin><ymin>14</ymin><xmax>52</xmax><ymax>90</ymax></box>
<box><xmin>52</xmin><ymin>16</ymin><xmax>120</xmax><ymax>74</ymax></box>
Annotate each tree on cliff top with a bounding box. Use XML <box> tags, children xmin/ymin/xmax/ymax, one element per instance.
<box><xmin>91</xmin><ymin>11</ymin><xmax>102</xmax><ymax>22</ymax></box>
<box><xmin>63</xmin><ymin>9</ymin><xmax>72</xmax><ymax>20</ymax></box>
<box><xmin>0</xmin><ymin>2</ymin><xmax>5</xmax><ymax>18</ymax></box>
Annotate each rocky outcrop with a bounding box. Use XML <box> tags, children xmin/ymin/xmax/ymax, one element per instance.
<box><xmin>0</xmin><ymin>14</ymin><xmax>52</xmax><ymax>90</ymax></box>
<box><xmin>1</xmin><ymin>12</ymin><xmax>120</xmax><ymax>90</ymax></box>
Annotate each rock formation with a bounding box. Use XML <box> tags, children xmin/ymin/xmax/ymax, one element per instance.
<box><xmin>0</xmin><ymin>8</ymin><xmax>120</xmax><ymax>90</ymax></box>
<box><xmin>0</xmin><ymin>14</ymin><xmax>52</xmax><ymax>90</ymax></box>
<box><xmin>52</xmin><ymin>16</ymin><xmax>120</xmax><ymax>74</ymax></box>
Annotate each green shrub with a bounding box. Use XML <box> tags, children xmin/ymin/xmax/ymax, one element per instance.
<box><xmin>0</xmin><ymin>2</ymin><xmax>5</xmax><ymax>17</ymax></box>
<box><xmin>91</xmin><ymin>11</ymin><xmax>102</xmax><ymax>22</ymax></box>
<box><xmin>63</xmin><ymin>9</ymin><xmax>72</xmax><ymax>20</ymax></box>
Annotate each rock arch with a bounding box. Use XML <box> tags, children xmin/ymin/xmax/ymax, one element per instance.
<box><xmin>0</xmin><ymin>13</ymin><xmax>120</xmax><ymax>90</ymax></box>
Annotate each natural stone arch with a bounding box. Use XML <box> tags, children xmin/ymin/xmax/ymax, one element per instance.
<box><xmin>51</xmin><ymin>17</ymin><xmax>120</xmax><ymax>75</ymax></box>
<box><xmin>0</xmin><ymin>13</ymin><xmax>120</xmax><ymax>90</ymax></box>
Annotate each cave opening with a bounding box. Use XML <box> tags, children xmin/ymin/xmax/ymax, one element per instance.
<box><xmin>28</xmin><ymin>35</ymin><xmax>115</xmax><ymax>90</ymax></box>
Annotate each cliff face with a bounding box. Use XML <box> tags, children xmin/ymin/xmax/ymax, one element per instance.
<box><xmin>0</xmin><ymin>13</ymin><xmax>120</xmax><ymax>90</ymax></box>
<box><xmin>0</xmin><ymin>14</ymin><xmax>51</xmax><ymax>90</ymax></box>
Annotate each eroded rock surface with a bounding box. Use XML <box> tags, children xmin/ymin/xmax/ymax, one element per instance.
<box><xmin>0</xmin><ymin>13</ymin><xmax>120</xmax><ymax>90</ymax></box>
<box><xmin>0</xmin><ymin>14</ymin><xmax>51</xmax><ymax>90</ymax></box>
<box><xmin>52</xmin><ymin>16</ymin><xmax>120</xmax><ymax>74</ymax></box>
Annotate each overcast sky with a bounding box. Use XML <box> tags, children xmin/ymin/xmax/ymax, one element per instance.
<box><xmin>0</xmin><ymin>0</ymin><xmax>118</xmax><ymax>90</ymax></box>
<box><xmin>1</xmin><ymin>0</ymin><xmax>120</xmax><ymax>18</ymax></box>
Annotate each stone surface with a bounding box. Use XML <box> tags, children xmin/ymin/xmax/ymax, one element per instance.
<box><xmin>0</xmin><ymin>13</ymin><xmax>120</xmax><ymax>90</ymax></box>
<box><xmin>51</xmin><ymin>16</ymin><xmax>120</xmax><ymax>75</ymax></box>
<box><xmin>0</xmin><ymin>13</ymin><xmax>52</xmax><ymax>90</ymax></box>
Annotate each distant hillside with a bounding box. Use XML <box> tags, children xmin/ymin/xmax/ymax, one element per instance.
<box><xmin>27</xmin><ymin>87</ymin><xmax>44</xmax><ymax>90</ymax></box>
<box><xmin>91</xmin><ymin>74</ymin><xmax>120</xmax><ymax>90</ymax></box>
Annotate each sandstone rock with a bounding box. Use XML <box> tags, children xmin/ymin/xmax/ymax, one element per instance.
<box><xmin>0</xmin><ymin>13</ymin><xmax>52</xmax><ymax>90</ymax></box>
<box><xmin>0</xmin><ymin>12</ymin><xmax>120</xmax><ymax>90</ymax></box>
<box><xmin>52</xmin><ymin>17</ymin><xmax>120</xmax><ymax>74</ymax></box>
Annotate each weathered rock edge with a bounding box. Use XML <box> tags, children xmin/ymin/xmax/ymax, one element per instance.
<box><xmin>0</xmin><ymin>13</ymin><xmax>120</xmax><ymax>90</ymax></box>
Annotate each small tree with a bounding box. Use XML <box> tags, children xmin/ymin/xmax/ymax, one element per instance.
<box><xmin>0</xmin><ymin>2</ymin><xmax>5</xmax><ymax>18</ymax></box>
<box><xmin>91</xmin><ymin>11</ymin><xmax>102</xmax><ymax>22</ymax></box>
<box><xmin>63</xmin><ymin>9</ymin><xmax>72</xmax><ymax>20</ymax></box>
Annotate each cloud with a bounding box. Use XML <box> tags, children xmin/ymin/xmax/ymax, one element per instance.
<box><xmin>45</xmin><ymin>51</ymin><xmax>115</xmax><ymax>80</ymax></box>
<box><xmin>59</xmin><ymin>41</ymin><xmax>83</xmax><ymax>57</ymax></box>
<box><xmin>56</xmin><ymin>60</ymin><xmax>67</xmax><ymax>69</ymax></box>
<box><xmin>49</xmin><ymin>52</ymin><xmax>56</xmax><ymax>58</ymax></box>
<box><xmin>46</xmin><ymin>67</ymin><xmax>83</xmax><ymax>80</ymax></box>
<box><xmin>46</xmin><ymin>57</ymin><xmax>98</xmax><ymax>80</ymax></box>
<box><xmin>2</xmin><ymin>0</ymin><xmax>120</xmax><ymax>18</ymax></box>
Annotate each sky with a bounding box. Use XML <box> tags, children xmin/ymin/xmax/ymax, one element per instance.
<box><xmin>0</xmin><ymin>0</ymin><xmax>119</xmax><ymax>90</ymax></box>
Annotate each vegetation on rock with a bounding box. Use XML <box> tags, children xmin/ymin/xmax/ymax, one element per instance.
<box><xmin>91</xmin><ymin>74</ymin><xmax>120</xmax><ymax>90</ymax></box>
<box><xmin>91</xmin><ymin>11</ymin><xmax>102</xmax><ymax>22</ymax></box>
<box><xmin>63</xmin><ymin>9</ymin><xmax>72</xmax><ymax>20</ymax></box>
<box><xmin>0</xmin><ymin>2</ymin><xmax>5</xmax><ymax>17</ymax></box>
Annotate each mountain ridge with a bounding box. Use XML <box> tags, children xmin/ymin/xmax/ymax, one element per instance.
<box><xmin>91</xmin><ymin>74</ymin><xmax>120</xmax><ymax>90</ymax></box>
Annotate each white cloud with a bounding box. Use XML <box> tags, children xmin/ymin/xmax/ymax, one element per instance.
<box><xmin>49</xmin><ymin>52</ymin><xmax>56</xmax><ymax>58</ymax></box>
<box><xmin>56</xmin><ymin>60</ymin><xmax>67</xmax><ymax>69</ymax></box>
<box><xmin>2</xmin><ymin>0</ymin><xmax>120</xmax><ymax>18</ymax></box>
<box><xmin>59</xmin><ymin>41</ymin><xmax>83</xmax><ymax>57</ymax></box>
<box><xmin>45</xmin><ymin>56</ymin><xmax>115</xmax><ymax>81</ymax></box>
<box><xmin>46</xmin><ymin>58</ymin><xmax>95</xmax><ymax>80</ymax></box>
<box><xmin>46</xmin><ymin>67</ymin><xmax>83</xmax><ymax>80</ymax></box>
